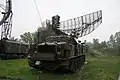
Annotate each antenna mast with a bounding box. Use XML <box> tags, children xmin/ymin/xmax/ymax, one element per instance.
<box><xmin>0</xmin><ymin>0</ymin><xmax>13</xmax><ymax>39</ymax></box>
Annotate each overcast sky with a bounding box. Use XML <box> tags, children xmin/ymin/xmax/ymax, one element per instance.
<box><xmin>0</xmin><ymin>0</ymin><xmax>120</xmax><ymax>42</ymax></box>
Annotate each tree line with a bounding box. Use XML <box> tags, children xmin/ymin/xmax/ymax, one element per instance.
<box><xmin>86</xmin><ymin>31</ymin><xmax>120</xmax><ymax>56</ymax></box>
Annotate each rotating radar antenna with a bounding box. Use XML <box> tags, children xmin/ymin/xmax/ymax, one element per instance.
<box><xmin>0</xmin><ymin>0</ymin><xmax>12</xmax><ymax>39</ymax></box>
<box><xmin>51</xmin><ymin>10</ymin><xmax>102</xmax><ymax>39</ymax></box>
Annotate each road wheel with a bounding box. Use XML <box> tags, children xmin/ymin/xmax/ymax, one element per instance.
<box><xmin>79</xmin><ymin>56</ymin><xmax>85</xmax><ymax>70</ymax></box>
<box><xmin>69</xmin><ymin>59</ymin><xmax>77</xmax><ymax>72</ymax></box>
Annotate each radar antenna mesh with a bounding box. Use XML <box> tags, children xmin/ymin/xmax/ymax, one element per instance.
<box><xmin>59</xmin><ymin>10</ymin><xmax>102</xmax><ymax>38</ymax></box>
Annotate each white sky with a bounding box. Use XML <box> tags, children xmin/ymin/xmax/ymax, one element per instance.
<box><xmin>0</xmin><ymin>0</ymin><xmax>120</xmax><ymax>42</ymax></box>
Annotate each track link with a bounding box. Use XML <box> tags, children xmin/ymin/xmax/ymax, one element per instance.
<box><xmin>69</xmin><ymin>55</ymin><xmax>85</xmax><ymax>72</ymax></box>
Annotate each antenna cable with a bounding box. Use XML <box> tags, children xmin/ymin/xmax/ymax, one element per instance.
<box><xmin>33</xmin><ymin>0</ymin><xmax>42</xmax><ymax>26</ymax></box>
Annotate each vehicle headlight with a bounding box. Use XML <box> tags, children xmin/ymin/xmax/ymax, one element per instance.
<box><xmin>27</xmin><ymin>55</ymin><xmax>31</xmax><ymax>59</ymax></box>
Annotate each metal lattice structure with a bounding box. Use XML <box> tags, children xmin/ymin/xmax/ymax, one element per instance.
<box><xmin>58</xmin><ymin>10</ymin><xmax>102</xmax><ymax>38</ymax></box>
<box><xmin>0</xmin><ymin>0</ymin><xmax>12</xmax><ymax>39</ymax></box>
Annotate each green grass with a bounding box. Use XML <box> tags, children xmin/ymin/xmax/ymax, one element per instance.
<box><xmin>81</xmin><ymin>56</ymin><xmax>120</xmax><ymax>80</ymax></box>
<box><xmin>0</xmin><ymin>56</ymin><xmax>120</xmax><ymax>80</ymax></box>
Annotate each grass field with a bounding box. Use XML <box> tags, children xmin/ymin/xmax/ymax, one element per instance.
<box><xmin>0</xmin><ymin>56</ymin><xmax>120</xmax><ymax>80</ymax></box>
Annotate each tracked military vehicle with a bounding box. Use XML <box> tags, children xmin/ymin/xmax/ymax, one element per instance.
<box><xmin>28</xmin><ymin>35</ymin><xmax>86</xmax><ymax>72</ymax></box>
<box><xmin>28</xmin><ymin>10</ymin><xmax>102</xmax><ymax>72</ymax></box>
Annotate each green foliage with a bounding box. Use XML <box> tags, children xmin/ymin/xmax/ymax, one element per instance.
<box><xmin>106</xmin><ymin>32</ymin><xmax>120</xmax><ymax>55</ymax></box>
<box><xmin>86</xmin><ymin>31</ymin><xmax>120</xmax><ymax>56</ymax></box>
<box><xmin>20</xmin><ymin>22</ymin><xmax>56</xmax><ymax>44</ymax></box>
<box><xmin>93</xmin><ymin>39</ymin><xmax>100</xmax><ymax>50</ymax></box>
<box><xmin>9</xmin><ymin>37</ymin><xmax>19</xmax><ymax>42</ymax></box>
<box><xmin>20</xmin><ymin>32</ymin><xmax>34</xmax><ymax>44</ymax></box>
<box><xmin>100</xmin><ymin>41</ymin><xmax>107</xmax><ymax>49</ymax></box>
<box><xmin>109</xmin><ymin>34</ymin><xmax>115</xmax><ymax>47</ymax></box>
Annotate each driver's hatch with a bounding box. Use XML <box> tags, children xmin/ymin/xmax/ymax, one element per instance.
<box><xmin>36</xmin><ymin>44</ymin><xmax>57</xmax><ymax>60</ymax></box>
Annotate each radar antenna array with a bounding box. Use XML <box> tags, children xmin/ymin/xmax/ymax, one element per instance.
<box><xmin>53</xmin><ymin>10</ymin><xmax>102</xmax><ymax>39</ymax></box>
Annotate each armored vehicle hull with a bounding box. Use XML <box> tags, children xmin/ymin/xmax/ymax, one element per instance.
<box><xmin>28</xmin><ymin>36</ymin><xmax>86</xmax><ymax>72</ymax></box>
<box><xmin>28</xmin><ymin>53</ymin><xmax>85</xmax><ymax>72</ymax></box>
